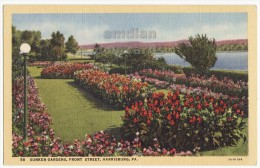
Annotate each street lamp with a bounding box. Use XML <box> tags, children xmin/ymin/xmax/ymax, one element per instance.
<box><xmin>123</xmin><ymin>50</ymin><xmax>128</xmax><ymax>75</ymax></box>
<box><xmin>93</xmin><ymin>51</ymin><xmax>96</xmax><ymax>66</ymax></box>
<box><xmin>20</xmin><ymin>43</ymin><xmax>31</xmax><ymax>141</ymax></box>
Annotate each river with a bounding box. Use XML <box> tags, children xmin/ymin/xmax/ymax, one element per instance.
<box><xmin>154</xmin><ymin>52</ymin><xmax>248</xmax><ymax>71</ymax></box>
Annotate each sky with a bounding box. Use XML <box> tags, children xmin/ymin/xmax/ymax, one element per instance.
<box><xmin>12</xmin><ymin>13</ymin><xmax>247</xmax><ymax>45</ymax></box>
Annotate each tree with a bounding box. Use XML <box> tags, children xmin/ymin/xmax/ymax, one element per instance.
<box><xmin>39</xmin><ymin>39</ymin><xmax>51</xmax><ymax>60</ymax></box>
<box><xmin>12</xmin><ymin>26</ymin><xmax>22</xmax><ymax>79</ymax></box>
<box><xmin>65</xmin><ymin>35</ymin><xmax>79</xmax><ymax>55</ymax></box>
<box><xmin>49</xmin><ymin>31</ymin><xmax>66</xmax><ymax>60</ymax></box>
<box><xmin>175</xmin><ymin>34</ymin><xmax>217</xmax><ymax>73</ymax></box>
<box><xmin>20</xmin><ymin>30</ymin><xmax>41</xmax><ymax>54</ymax></box>
<box><xmin>94</xmin><ymin>43</ymin><xmax>103</xmax><ymax>54</ymax></box>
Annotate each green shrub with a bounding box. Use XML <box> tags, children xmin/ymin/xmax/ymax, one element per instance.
<box><xmin>182</xmin><ymin>67</ymin><xmax>195</xmax><ymax>76</ymax></box>
<box><xmin>175</xmin><ymin>34</ymin><xmax>217</xmax><ymax>73</ymax></box>
<box><xmin>109</xmin><ymin>67</ymin><xmax>128</xmax><ymax>75</ymax></box>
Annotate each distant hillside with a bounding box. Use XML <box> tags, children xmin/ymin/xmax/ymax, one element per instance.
<box><xmin>80</xmin><ymin>39</ymin><xmax>248</xmax><ymax>49</ymax></box>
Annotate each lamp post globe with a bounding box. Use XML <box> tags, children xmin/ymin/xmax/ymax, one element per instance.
<box><xmin>20</xmin><ymin>43</ymin><xmax>31</xmax><ymax>141</ymax></box>
<box><xmin>20</xmin><ymin>43</ymin><xmax>31</xmax><ymax>54</ymax></box>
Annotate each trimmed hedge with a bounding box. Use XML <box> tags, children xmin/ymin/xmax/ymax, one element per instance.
<box><xmin>182</xmin><ymin>67</ymin><xmax>248</xmax><ymax>82</ymax></box>
<box><xmin>166</xmin><ymin>65</ymin><xmax>184</xmax><ymax>74</ymax></box>
<box><xmin>109</xmin><ymin>67</ymin><xmax>126</xmax><ymax>75</ymax></box>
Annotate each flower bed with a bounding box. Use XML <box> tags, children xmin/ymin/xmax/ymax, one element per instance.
<box><xmin>122</xmin><ymin>91</ymin><xmax>246</xmax><ymax>151</ymax></box>
<box><xmin>139</xmin><ymin>69</ymin><xmax>178</xmax><ymax>83</ymax></box>
<box><xmin>74</xmin><ymin>70</ymin><xmax>155</xmax><ymax>108</ymax></box>
<box><xmin>12</xmin><ymin>76</ymin><xmax>193</xmax><ymax>156</ymax></box>
<box><xmin>128</xmin><ymin>73</ymin><xmax>248</xmax><ymax>116</ymax></box>
<box><xmin>176</xmin><ymin>74</ymin><xmax>248</xmax><ymax>97</ymax></box>
<box><xmin>12</xmin><ymin>76</ymin><xmax>46</xmax><ymax>114</ymax></box>
<box><xmin>129</xmin><ymin>73</ymin><xmax>170</xmax><ymax>89</ymax></box>
<box><xmin>139</xmin><ymin>69</ymin><xmax>248</xmax><ymax>97</ymax></box>
<box><xmin>41</xmin><ymin>63</ymin><xmax>94</xmax><ymax>79</ymax></box>
<box><xmin>169</xmin><ymin>84</ymin><xmax>248</xmax><ymax>116</ymax></box>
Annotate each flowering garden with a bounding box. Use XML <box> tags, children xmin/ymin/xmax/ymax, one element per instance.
<box><xmin>12</xmin><ymin>62</ymin><xmax>248</xmax><ymax>157</ymax></box>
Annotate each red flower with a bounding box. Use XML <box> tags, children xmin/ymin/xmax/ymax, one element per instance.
<box><xmin>170</xmin><ymin>120</ymin><xmax>175</xmax><ymax>126</ymax></box>
<box><xmin>147</xmin><ymin>119</ymin><xmax>151</xmax><ymax>125</ymax></box>
<box><xmin>148</xmin><ymin>111</ymin><xmax>153</xmax><ymax>118</ymax></box>
<box><xmin>204</xmin><ymin>102</ymin><xmax>209</xmax><ymax>108</ymax></box>
<box><xmin>227</xmin><ymin>117</ymin><xmax>233</xmax><ymax>121</ymax></box>
<box><xmin>197</xmin><ymin>104</ymin><xmax>202</xmax><ymax>110</ymax></box>
<box><xmin>23</xmin><ymin>141</ymin><xmax>29</xmax><ymax>147</ymax></box>
<box><xmin>197</xmin><ymin>116</ymin><xmax>202</xmax><ymax>123</ymax></box>
<box><xmin>189</xmin><ymin>116</ymin><xmax>196</xmax><ymax>124</ymax></box>
<box><xmin>170</xmin><ymin>148</ymin><xmax>176</xmax><ymax>155</ymax></box>
<box><xmin>175</xmin><ymin>113</ymin><xmax>180</xmax><ymax>120</ymax></box>
<box><xmin>173</xmin><ymin>94</ymin><xmax>177</xmax><ymax>100</ymax></box>
<box><xmin>18</xmin><ymin>151</ymin><xmax>23</xmax><ymax>156</ymax></box>
<box><xmin>233</xmin><ymin>104</ymin><xmax>238</xmax><ymax>109</ymax></box>
<box><xmin>167</xmin><ymin>114</ymin><xmax>172</xmax><ymax>121</ymax></box>
<box><xmin>184</xmin><ymin>101</ymin><xmax>188</xmax><ymax>107</ymax></box>
<box><xmin>133</xmin><ymin>118</ymin><xmax>138</xmax><ymax>123</ymax></box>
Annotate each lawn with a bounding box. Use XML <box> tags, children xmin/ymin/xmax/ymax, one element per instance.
<box><xmin>28</xmin><ymin>66</ymin><xmax>124</xmax><ymax>142</ymax></box>
<box><xmin>28</xmin><ymin>67</ymin><xmax>248</xmax><ymax>155</ymax></box>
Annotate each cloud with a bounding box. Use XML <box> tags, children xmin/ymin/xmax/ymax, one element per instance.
<box><xmin>76</xmin><ymin>25</ymin><xmax>110</xmax><ymax>44</ymax></box>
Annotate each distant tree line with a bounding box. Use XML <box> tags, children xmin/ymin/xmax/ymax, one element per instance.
<box><xmin>217</xmin><ymin>44</ymin><xmax>248</xmax><ymax>51</ymax></box>
<box><xmin>87</xmin><ymin>42</ymin><xmax>247</xmax><ymax>57</ymax></box>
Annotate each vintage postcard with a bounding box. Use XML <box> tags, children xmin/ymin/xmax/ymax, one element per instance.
<box><xmin>3</xmin><ymin>5</ymin><xmax>257</xmax><ymax>166</ymax></box>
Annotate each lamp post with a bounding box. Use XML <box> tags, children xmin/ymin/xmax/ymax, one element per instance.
<box><xmin>123</xmin><ymin>50</ymin><xmax>128</xmax><ymax>75</ymax></box>
<box><xmin>20</xmin><ymin>43</ymin><xmax>31</xmax><ymax>141</ymax></box>
<box><xmin>93</xmin><ymin>51</ymin><xmax>96</xmax><ymax>66</ymax></box>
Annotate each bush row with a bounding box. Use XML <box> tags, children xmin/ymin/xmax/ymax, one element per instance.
<box><xmin>182</xmin><ymin>67</ymin><xmax>248</xmax><ymax>82</ymax></box>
